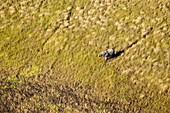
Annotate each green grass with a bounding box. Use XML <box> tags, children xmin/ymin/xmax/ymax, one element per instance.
<box><xmin>0</xmin><ymin>0</ymin><xmax>170</xmax><ymax>112</ymax></box>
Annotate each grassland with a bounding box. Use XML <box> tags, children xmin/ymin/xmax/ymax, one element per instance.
<box><xmin>0</xmin><ymin>0</ymin><xmax>170</xmax><ymax>112</ymax></box>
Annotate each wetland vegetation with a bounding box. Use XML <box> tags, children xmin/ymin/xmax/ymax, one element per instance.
<box><xmin>0</xmin><ymin>0</ymin><xmax>170</xmax><ymax>112</ymax></box>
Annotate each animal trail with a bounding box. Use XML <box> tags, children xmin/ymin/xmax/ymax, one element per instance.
<box><xmin>99</xmin><ymin>27</ymin><xmax>153</xmax><ymax>62</ymax></box>
<box><xmin>115</xmin><ymin>27</ymin><xmax>153</xmax><ymax>57</ymax></box>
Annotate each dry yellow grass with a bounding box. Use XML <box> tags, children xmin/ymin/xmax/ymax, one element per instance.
<box><xmin>0</xmin><ymin>0</ymin><xmax>170</xmax><ymax>112</ymax></box>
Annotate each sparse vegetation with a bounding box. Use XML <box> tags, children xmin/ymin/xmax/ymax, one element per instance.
<box><xmin>0</xmin><ymin>0</ymin><xmax>170</xmax><ymax>112</ymax></box>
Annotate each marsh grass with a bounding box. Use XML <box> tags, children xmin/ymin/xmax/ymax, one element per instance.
<box><xmin>0</xmin><ymin>0</ymin><xmax>170</xmax><ymax>112</ymax></box>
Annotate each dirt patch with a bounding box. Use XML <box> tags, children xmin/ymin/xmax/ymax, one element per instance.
<box><xmin>0</xmin><ymin>72</ymin><xmax>141</xmax><ymax>113</ymax></box>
